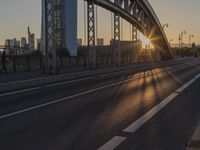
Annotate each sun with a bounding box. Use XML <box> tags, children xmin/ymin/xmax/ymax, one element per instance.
<box><xmin>140</xmin><ymin>34</ymin><xmax>151</xmax><ymax>48</ymax></box>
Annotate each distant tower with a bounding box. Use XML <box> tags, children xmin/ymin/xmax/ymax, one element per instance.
<box><xmin>28</xmin><ymin>26</ymin><xmax>31</xmax><ymax>48</ymax></box>
<box><xmin>30</xmin><ymin>33</ymin><xmax>35</xmax><ymax>49</ymax></box>
<box><xmin>21</xmin><ymin>37</ymin><xmax>27</xmax><ymax>48</ymax></box>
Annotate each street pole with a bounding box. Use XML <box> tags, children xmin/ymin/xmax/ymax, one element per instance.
<box><xmin>163</xmin><ymin>23</ymin><xmax>169</xmax><ymax>30</ymax></box>
<box><xmin>169</xmin><ymin>39</ymin><xmax>173</xmax><ymax>47</ymax></box>
<box><xmin>178</xmin><ymin>34</ymin><xmax>181</xmax><ymax>48</ymax></box>
<box><xmin>181</xmin><ymin>31</ymin><xmax>186</xmax><ymax>49</ymax></box>
<box><xmin>189</xmin><ymin>35</ymin><xmax>194</xmax><ymax>48</ymax></box>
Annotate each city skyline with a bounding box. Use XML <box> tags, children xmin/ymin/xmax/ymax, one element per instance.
<box><xmin>0</xmin><ymin>0</ymin><xmax>200</xmax><ymax>46</ymax></box>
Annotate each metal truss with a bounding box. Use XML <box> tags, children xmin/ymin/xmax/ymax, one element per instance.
<box><xmin>92</xmin><ymin>0</ymin><xmax>172</xmax><ymax>59</ymax></box>
<box><xmin>87</xmin><ymin>0</ymin><xmax>96</xmax><ymax>69</ymax></box>
<box><xmin>44</xmin><ymin>0</ymin><xmax>57</xmax><ymax>74</ymax></box>
<box><xmin>132</xmin><ymin>26</ymin><xmax>137</xmax><ymax>41</ymax></box>
<box><xmin>113</xmin><ymin>13</ymin><xmax>121</xmax><ymax>66</ymax></box>
<box><xmin>114</xmin><ymin>14</ymin><xmax>120</xmax><ymax>41</ymax></box>
<box><xmin>54</xmin><ymin>0</ymin><xmax>65</xmax><ymax>49</ymax></box>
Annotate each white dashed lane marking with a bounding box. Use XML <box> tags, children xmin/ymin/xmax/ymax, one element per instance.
<box><xmin>98</xmin><ymin>73</ymin><xmax>200</xmax><ymax>150</ymax></box>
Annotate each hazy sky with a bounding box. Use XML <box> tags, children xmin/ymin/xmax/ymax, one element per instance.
<box><xmin>0</xmin><ymin>0</ymin><xmax>199</xmax><ymax>45</ymax></box>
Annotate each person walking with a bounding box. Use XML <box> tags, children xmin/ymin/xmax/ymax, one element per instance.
<box><xmin>0</xmin><ymin>50</ymin><xmax>8</xmax><ymax>74</ymax></box>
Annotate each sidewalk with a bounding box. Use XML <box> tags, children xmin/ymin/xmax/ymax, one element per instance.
<box><xmin>187</xmin><ymin>121</ymin><xmax>200</xmax><ymax>150</ymax></box>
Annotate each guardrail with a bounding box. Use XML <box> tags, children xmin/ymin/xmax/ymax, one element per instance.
<box><xmin>4</xmin><ymin>54</ymin><xmax>158</xmax><ymax>73</ymax></box>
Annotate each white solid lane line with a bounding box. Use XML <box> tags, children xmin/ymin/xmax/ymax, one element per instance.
<box><xmin>0</xmin><ymin>72</ymin><xmax>160</xmax><ymax>119</ymax></box>
<box><xmin>0</xmin><ymin>68</ymin><xmax>162</xmax><ymax>98</ymax></box>
<box><xmin>98</xmin><ymin>136</ymin><xmax>127</xmax><ymax>150</ymax></box>
<box><xmin>0</xmin><ymin>76</ymin><xmax>96</xmax><ymax>97</ymax></box>
<box><xmin>45</xmin><ymin>76</ymin><xmax>95</xmax><ymax>87</ymax></box>
<box><xmin>0</xmin><ymin>87</ymin><xmax>42</xmax><ymax>97</ymax></box>
<box><xmin>0</xmin><ymin>61</ymin><xmax>195</xmax><ymax>97</ymax></box>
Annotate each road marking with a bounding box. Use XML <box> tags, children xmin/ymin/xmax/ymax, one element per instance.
<box><xmin>45</xmin><ymin>76</ymin><xmax>95</xmax><ymax>87</ymax></box>
<box><xmin>0</xmin><ymin>68</ymin><xmax>163</xmax><ymax>98</ymax></box>
<box><xmin>123</xmin><ymin>93</ymin><xmax>179</xmax><ymax>133</ymax></box>
<box><xmin>176</xmin><ymin>79</ymin><xmax>196</xmax><ymax>93</ymax></box>
<box><xmin>0</xmin><ymin>60</ymin><xmax>197</xmax><ymax>97</ymax></box>
<box><xmin>0</xmin><ymin>72</ymin><xmax>160</xmax><ymax>119</ymax></box>
<box><xmin>98</xmin><ymin>136</ymin><xmax>127</xmax><ymax>150</ymax></box>
<box><xmin>124</xmin><ymin>73</ymin><xmax>200</xmax><ymax>134</ymax></box>
<box><xmin>98</xmin><ymin>69</ymin><xmax>138</xmax><ymax>78</ymax></box>
<box><xmin>0</xmin><ymin>77</ymin><xmax>95</xmax><ymax>97</ymax></box>
<box><xmin>97</xmin><ymin>73</ymin><xmax>200</xmax><ymax>149</ymax></box>
<box><xmin>0</xmin><ymin>87</ymin><xmax>42</xmax><ymax>97</ymax></box>
<box><xmin>194</xmin><ymin>74</ymin><xmax>200</xmax><ymax>79</ymax></box>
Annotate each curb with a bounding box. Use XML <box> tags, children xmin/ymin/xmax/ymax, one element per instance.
<box><xmin>187</xmin><ymin>121</ymin><xmax>200</xmax><ymax>150</ymax></box>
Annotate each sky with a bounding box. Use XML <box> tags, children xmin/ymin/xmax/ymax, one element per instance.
<box><xmin>0</xmin><ymin>0</ymin><xmax>200</xmax><ymax>46</ymax></box>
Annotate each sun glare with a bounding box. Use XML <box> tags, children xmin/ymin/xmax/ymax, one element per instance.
<box><xmin>140</xmin><ymin>34</ymin><xmax>151</xmax><ymax>48</ymax></box>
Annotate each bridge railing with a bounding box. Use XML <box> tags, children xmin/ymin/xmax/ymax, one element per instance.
<box><xmin>3</xmin><ymin>52</ymin><xmax>160</xmax><ymax>73</ymax></box>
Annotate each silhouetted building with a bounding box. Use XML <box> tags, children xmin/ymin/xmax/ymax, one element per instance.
<box><xmin>36</xmin><ymin>38</ymin><xmax>41</xmax><ymax>51</ymax></box>
<box><xmin>28</xmin><ymin>27</ymin><xmax>35</xmax><ymax>49</ymax></box>
<box><xmin>97</xmin><ymin>38</ymin><xmax>104</xmax><ymax>46</ymax></box>
<box><xmin>5</xmin><ymin>38</ymin><xmax>20</xmax><ymax>48</ymax></box>
<box><xmin>21</xmin><ymin>37</ymin><xmax>27</xmax><ymax>48</ymax></box>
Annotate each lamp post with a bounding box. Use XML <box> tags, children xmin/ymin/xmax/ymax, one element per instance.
<box><xmin>181</xmin><ymin>31</ymin><xmax>186</xmax><ymax>49</ymax></box>
<box><xmin>178</xmin><ymin>34</ymin><xmax>181</xmax><ymax>48</ymax></box>
<box><xmin>163</xmin><ymin>23</ymin><xmax>169</xmax><ymax>30</ymax></box>
<box><xmin>189</xmin><ymin>35</ymin><xmax>194</xmax><ymax>48</ymax></box>
<box><xmin>169</xmin><ymin>39</ymin><xmax>173</xmax><ymax>47</ymax></box>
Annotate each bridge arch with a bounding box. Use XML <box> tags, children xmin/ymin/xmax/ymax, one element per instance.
<box><xmin>42</xmin><ymin>0</ymin><xmax>173</xmax><ymax>73</ymax></box>
<box><xmin>88</xmin><ymin>0</ymin><xmax>172</xmax><ymax>60</ymax></box>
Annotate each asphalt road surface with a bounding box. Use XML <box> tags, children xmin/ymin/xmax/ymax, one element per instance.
<box><xmin>0</xmin><ymin>58</ymin><xmax>200</xmax><ymax>150</ymax></box>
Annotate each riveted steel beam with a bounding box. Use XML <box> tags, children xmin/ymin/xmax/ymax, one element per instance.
<box><xmin>87</xmin><ymin>0</ymin><xmax>96</xmax><ymax>68</ymax></box>
<box><xmin>132</xmin><ymin>26</ymin><xmax>137</xmax><ymax>41</ymax></box>
<box><xmin>43</xmin><ymin>0</ymin><xmax>58</xmax><ymax>74</ymax></box>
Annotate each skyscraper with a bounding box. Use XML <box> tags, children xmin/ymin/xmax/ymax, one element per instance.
<box><xmin>28</xmin><ymin>27</ymin><xmax>35</xmax><ymax>49</ymax></box>
<box><xmin>21</xmin><ymin>37</ymin><xmax>27</xmax><ymax>48</ymax></box>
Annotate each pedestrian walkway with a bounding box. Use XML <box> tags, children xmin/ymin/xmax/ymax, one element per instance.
<box><xmin>187</xmin><ymin>121</ymin><xmax>200</xmax><ymax>150</ymax></box>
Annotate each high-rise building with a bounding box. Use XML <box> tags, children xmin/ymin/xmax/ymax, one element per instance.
<box><xmin>42</xmin><ymin>0</ymin><xmax>77</xmax><ymax>56</ymax></box>
<box><xmin>5</xmin><ymin>38</ymin><xmax>19</xmax><ymax>48</ymax></box>
<box><xmin>30</xmin><ymin>33</ymin><xmax>35</xmax><ymax>49</ymax></box>
<box><xmin>21</xmin><ymin>37</ymin><xmax>27</xmax><ymax>48</ymax></box>
<box><xmin>36</xmin><ymin>38</ymin><xmax>41</xmax><ymax>51</ymax></box>
<box><xmin>28</xmin><ymin>27</ymin><xmax>35</xmax><ymax>49</ymax></box>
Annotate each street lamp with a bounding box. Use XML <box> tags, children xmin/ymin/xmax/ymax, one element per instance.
<box><xmin>163</xmin><ymin>23</ymin><xmax>169</xmax><ymax>30</ymax></box>
<box><xmin>178</xmin><ymin>34</ymin><xmax>181</xmax><ymax>48</ymax></box>
<box><xmin>169</xmin><ymin>39</ymin><xmax>173</xmax><ymax>47</ymax></box>
<box><xmin>181</xmin><ymin>31</ymin><xmax>186</xmax><ymax>48</ymax></box>
<box><xmin>189</xmin><ymin>35</ymin><xmax>194</xmax><ymax>48</ymax></box>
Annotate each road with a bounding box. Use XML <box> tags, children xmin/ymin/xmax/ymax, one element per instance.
<box><xmin>0</xmin><ymin>58</ymin><xmax>200</xmax><ymax>150</ymax></box>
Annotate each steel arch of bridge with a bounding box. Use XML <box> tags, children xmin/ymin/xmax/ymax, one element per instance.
<box><xmin>43</xmin><ymin>0</ymin><xmax>172</xmax><ymax>73</ymax></box>
<box><xmin>87</xmin><ymin>0</ymin><xmax>172</xmax><ymax>59</ymax></box>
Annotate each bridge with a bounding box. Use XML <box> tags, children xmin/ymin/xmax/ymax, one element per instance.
<box><xmin>1</xmin><ymin>1</ymin><xmax>200</xmax><ymax>149</ymax></box>
<box><xmin>42</xmin><ymin>0</ymin><xmax>173</xmax><ymax>73</ymax></box>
